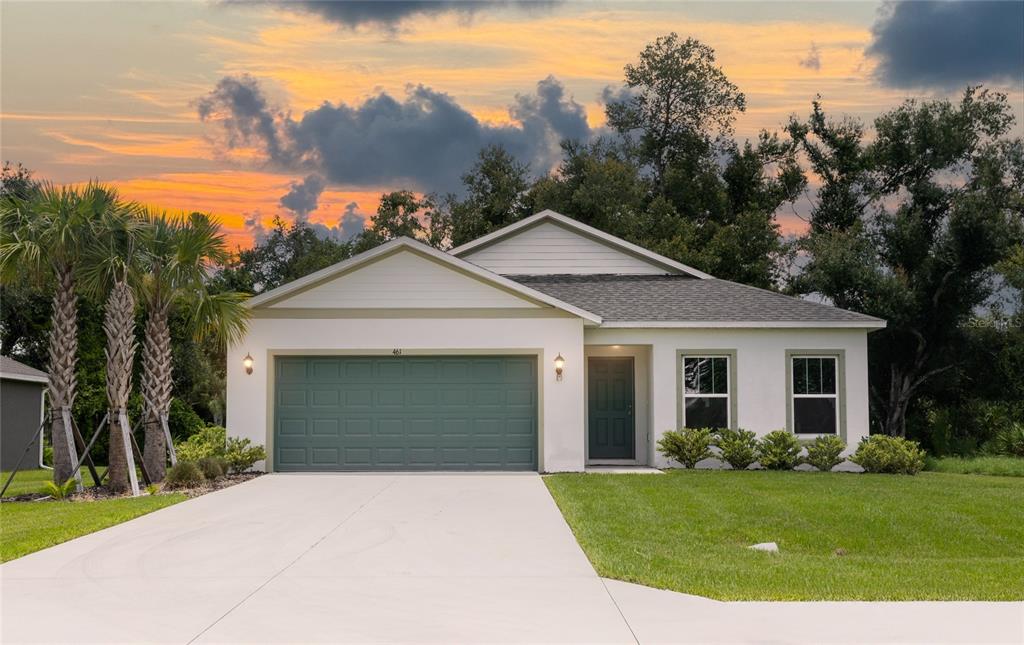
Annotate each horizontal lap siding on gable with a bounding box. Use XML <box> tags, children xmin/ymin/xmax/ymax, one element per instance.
<box><xmin>269</xmin><ymin>250</ymin><xmax>541</xmax><ymax>309</ymax></box>
<box><xmin>462</xmin><ymin>221</ymin><xmax>670</xmax><ymax>275</ymax></box>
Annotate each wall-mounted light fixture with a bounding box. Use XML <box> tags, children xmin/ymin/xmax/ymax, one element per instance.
<box><xmin>243</xmin><ymin>353</ymin><xmax>254</xmax><ymax>375</ymax></box>
<box><xmin>554</xmin><ymin>353</ymin><xmax>565</xmax><ymax>381</ymax></box>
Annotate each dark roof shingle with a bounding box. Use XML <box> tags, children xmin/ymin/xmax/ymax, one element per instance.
<box><xmin>0</xmin><ymin>355</ymin><xmax>48</xmax><ymax>382</ymax></box>
<box><xmin>511</xmin><ymin>275</ymin><xmax>883</xmax><ymax>325</ymax></box>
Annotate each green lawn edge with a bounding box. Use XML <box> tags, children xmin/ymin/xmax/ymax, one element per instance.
<box><xmin>544</xmin><ymin>470</ymin><xmax>1024</xmax><ymax>601</ymax></box>
<box><xmin>1</xmin><ymin>493</ymin><xmax>187</xmax><ymax>562</ymax></box>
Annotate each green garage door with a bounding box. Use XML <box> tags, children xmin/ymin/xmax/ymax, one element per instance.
<box><xmin>273</xmin><ymin>355</ymin><xmax>538</xmax><ymax>471</ymax></box>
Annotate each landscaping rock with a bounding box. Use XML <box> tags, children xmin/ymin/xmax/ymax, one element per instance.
<box><xmin>748</xmin><ymin>542</ymin><xmax>779</xmax><ymax>553</ymax></box>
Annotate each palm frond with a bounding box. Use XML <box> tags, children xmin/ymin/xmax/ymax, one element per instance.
<box><xmin>188</xmin><ymin>289</ymin><xmax>250</xmax><ymax>349</ymax></box>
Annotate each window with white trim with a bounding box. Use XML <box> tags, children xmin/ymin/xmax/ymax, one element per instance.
<box><xmin>682</xmin><ymin>356</ymin><xmax>730</xmax><ymax>429</ymax></box>
<box><xmin>791</xmin><ymin>356</ymin><xmax>838</xmax><ymax>435</ymax></box>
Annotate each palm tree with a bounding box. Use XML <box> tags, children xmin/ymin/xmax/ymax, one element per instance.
<box><xmin>81</xmin><ymin>194</ymin><xmax>144</xmax><ymax>494</ymax></box>
<box><xmin>0</xmin><ymin>183</ymin><xmax>105</xmax><ymax>485</ymax></box>
<box><xmin>138</xmin><ymin>211</ymin><xmax>249</xmax><ymax>481</ymax></box>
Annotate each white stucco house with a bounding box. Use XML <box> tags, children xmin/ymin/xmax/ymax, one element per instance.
<box><xmin>227</xmin><ymin>210</ymin><xmax>885</xmax><ymax>472</ymax></box>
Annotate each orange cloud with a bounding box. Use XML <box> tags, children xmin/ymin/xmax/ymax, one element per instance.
<box><xmin>112</xmin><ymin>171</ymin><xmax>387</xmax><ymax>249</ymax></box>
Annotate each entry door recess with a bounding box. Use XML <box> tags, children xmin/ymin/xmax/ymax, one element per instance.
<box><xmin>274</xmin><ymin>355</ymin><xmax>538</xmax><ymax>471</ymax></box>
<box><xmin>588</xmin><ymin>357</ymin><xmax>635</xmax><ymax>460</ymax></box>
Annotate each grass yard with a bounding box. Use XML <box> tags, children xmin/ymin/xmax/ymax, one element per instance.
<box><xmin>1</xmin><ymin>493</ymin><xmax>186</xmax><ymax>562</ymax></box>
<box><xmin>925</xmin><ymin>455</ymin><xmax>1024</xmax><ymax>477</ymax></box>
<box><xmin>1</xmin><ymin>467</ymin><xmax>106</xmax><ymax>498</ymax></box>
<box><xmin>544</xmin><ymin>470</ymin><xmax>1024</xmax><ymax>601</ymax></box>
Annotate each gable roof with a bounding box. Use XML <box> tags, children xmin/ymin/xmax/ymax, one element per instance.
<box><xmin>0</xmin><ymin>355</ymin><xmax>49</xmax><ymax>384</ymax></box>
<box><xmin>450</xmin><ymin>210</ymin><xmax>712</xmax><ymax>279</ymax></box>
<box><xmin>245</xmin><ymin>236</ymin><xmax>603</xmax><ymax>324</ymax></box>
<box><xmin>512</xmin><ymin>275</ymin><xmax>886</xmax><ymax>328</ymax></box>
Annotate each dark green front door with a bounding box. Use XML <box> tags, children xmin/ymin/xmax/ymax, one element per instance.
<box><xmin>588</xmin><ymin>357</ymin><xmax>635</xmax><ymax>460</ymax></box>
<box><xmin>273</xmin><ymin>355</ymin><xmax>537</xmax><ymax>471</ymax></box>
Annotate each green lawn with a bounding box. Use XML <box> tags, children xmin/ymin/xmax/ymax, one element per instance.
<box><xmin>544</xmin><ymin>470</ymin><xmax>1024</xmax><ymax>601</ymax></box>
<box><xmin>925</xmin><ymin>455</ymin><xmax>1024</xmax><ymax>477</ymax></box>
<box><xmin>1</xmin><ymin>467</ymin><xmax>106</xmax><ymax>498</ymax></box>
<box><xmin>1</xmin><ymin>493</ymin><xmax>186</xmax><ymax>562</ymax></box>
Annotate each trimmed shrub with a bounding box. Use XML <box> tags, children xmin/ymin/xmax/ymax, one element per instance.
<box><xmin>224</xmin><ymin>437</ymin><xmax>267</xmax><ymax>474</ymax></box>
<box><xmin>658</xmin><ymin>428</ymin><xmax>715</xmax><ymax>468</ymax></box>
<box><xmin>164</xmin><ymin>461</ymin><xmax>205</xmax><ymax>489</ymax></box>
<box><xmin>174</xmin><ymin>425</ymin><xmax>226</xmax><ymax>463</ymax></box>
<box><xmin>714</xmin><ymin>428</ymin><xmax>758</xmax><ymax>470</ymax></box>
<box><xmin>196</xmin><ymin>456</ymin><xmax>225</xmax><ymax>480</ymax></box>
<box><xmin>757</xmin><ymin>430</ymin><xmax>802</xmax><ymax>470</ymax></box>
<box><xmin>985</xmin><ymin>422</ymin><xmax>1024</xmax><ymax>458</ymax></box>
<box><xmin>805</xmin><ymin>435</ymin><xmax>847</xmax><ymax>472</ymax></box>
<box><xmin>169</xmin><ymin>398</ymin><xmax>205</xmax><ymax>441</ymax></box>
<box><xmin>850</xmin><ymin>435</ymin><xmax>926</xmax><ymax>475</ymax></box>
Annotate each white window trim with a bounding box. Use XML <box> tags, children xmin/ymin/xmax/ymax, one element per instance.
<box><xmin>790</xmin><ymin>355</ymin><xmax>840</xmax><ymax>436</ymax></box>
<box><xmin>682</xmin><ymin>354</ymin><xmax>732</xmax><ymax>429</ymax></box>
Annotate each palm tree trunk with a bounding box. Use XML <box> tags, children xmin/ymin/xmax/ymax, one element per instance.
<box><xmin>104</xmin><ymin>279</ymin><xmax>138</xmax><ymax>493</ymax></box>
<box><xmin>47</xmin><ymin>266</ymin><xmax>81</xmax><ymax>485</ymax></box>
<box><xmin>141</xmin><ymin>301</ymin><xmax>173</xmax><ymax>481</ymax></box>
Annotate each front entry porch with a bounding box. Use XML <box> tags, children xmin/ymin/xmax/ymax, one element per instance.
<box><xmin>584</xmin><ymin>345</ymin><xmax>652</xmax><ymax>466</ymax></box>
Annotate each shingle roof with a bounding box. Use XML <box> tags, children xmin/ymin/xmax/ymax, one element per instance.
<box><xmin>509</xmin><ymin>275</ymin><xmax>885</xmax><ymax>326</ymax></box>
<box><xmin>0</xmin><ymin>355</ymin><xmax>48</xmax><ymax>383</ymax></box>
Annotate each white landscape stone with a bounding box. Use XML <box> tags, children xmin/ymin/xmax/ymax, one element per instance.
<box><xmin>748</xmin><ymin>542</ymin><xmax>779</xmax><ymax>552</ymax></box>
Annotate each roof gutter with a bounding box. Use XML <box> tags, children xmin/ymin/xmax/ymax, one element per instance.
<box><xmin>597</xmin><ymin>320</ymin><xmax>887</xmax><ymax>329</ymax></box>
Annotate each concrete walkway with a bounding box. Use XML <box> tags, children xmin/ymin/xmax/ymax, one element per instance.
<box><xmin>2</xmin><ymin>473</ymin><xmax>1021</xmax><ymax>644</ymax></box>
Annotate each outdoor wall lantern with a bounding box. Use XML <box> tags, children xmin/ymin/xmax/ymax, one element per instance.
<box><xmin>243</xmin><ymin>353</ymin><xmax>254</xmax><ymax>375</ymax></box>
<box><xmin>554</xmin><ymin>353</ymin><xmax>565</xmax><ymax>381</ymax></box>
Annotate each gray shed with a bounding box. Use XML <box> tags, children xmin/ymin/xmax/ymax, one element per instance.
<box><xmin>1</xmin><ymin>355</ymin><xmax>48</xmax><ymax>471</ymax></box>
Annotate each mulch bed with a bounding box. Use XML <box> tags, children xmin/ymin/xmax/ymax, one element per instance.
<box><xmin>1</xmin><ymin>472</ymin><xmax>262</xmax><ymax>504</ymax></box>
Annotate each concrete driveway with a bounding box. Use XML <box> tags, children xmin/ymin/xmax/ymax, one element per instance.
<box><xmin>3</xmin><ymin>473</ymin><xmax>1022</xmax><ymax>644</ymax></box>
<box><xmin>2</xmin><ymin>473</ymin><xmax>636</xmax><ymax>643</ymax></box>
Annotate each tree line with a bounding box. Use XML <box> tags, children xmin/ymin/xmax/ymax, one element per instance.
<box><xmin>2</xmin><ymin>34</ymin><xmax>1022</xmax><ymax>479</ymax></box>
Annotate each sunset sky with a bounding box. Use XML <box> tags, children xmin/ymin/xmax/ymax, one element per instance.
<box><xmin>3</xmin><ymin>1</ymin><xmax>1022</xmax><ymax>248</ymax></box>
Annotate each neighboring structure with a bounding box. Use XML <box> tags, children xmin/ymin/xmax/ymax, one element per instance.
<box><xmin>227</xmin><ymin>210</ymin><xmax>885</xmax><ymax>472</ymax></box>
<box><xmin>1</xmin><ymin>355</ymin><xmax>48</xmax><ymax>471</ymax></box>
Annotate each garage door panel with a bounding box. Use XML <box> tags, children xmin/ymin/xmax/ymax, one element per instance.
<box><xmin>277</xmin><ymin>359</ymin><xmax>308</xmax><ymax>381</ymax></box>
<box><xmin>273</xmin><ymin>355</ymin><xmax>537</xmax><ymax>471</ymax></box>
<box><xmin>311</xmin><ymin>419</ymin><xmax>339</xmax><ymax>436</ymax></box>
<box><xmin>278</xmin><ymin>389</ymin><xmax>307</xmax><ymax>407</ymax></box>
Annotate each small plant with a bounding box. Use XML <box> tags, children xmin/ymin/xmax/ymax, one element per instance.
<box><xmin>985</xmin><ymin>422</ymin><xmax>1024</xmax><ymax>458</ymax></box>
<box><xmin>145</xmin><ymin>483</ymin><xmax>161</xmax><ymax>496</ymax></box>
<box><xmin>658</xmin><ymin>428</ymin><xmax>715</xmax><ymax>468</ymax></box>
<box><xmin>42</xmin><ymin>478</ymin><xmax>77</xmax><ymax>500</ymax></box>
<box><xmin>850</xmin><ymin>435</ymin><xmax>926</xmax><ymax>475</ymax></box>
<box><xmin>714</xmin><ymin>428</ymin><xmax>758</xmax><ymax>470</ymax></box>
<box><xmin>196</xmin><ymin>456</ymin><xmax>225</xmax><ymax>480</ymax></box>
<box><xmin>164</xmin><ymin>461</ymin><xmax>206</xmax><ymax>489</ymax></box>
<box><xmin>174</xmin><ymin>425</ymin><xmax>227</xmax><ymax>463</ymax></box>
<box><xmin>804</xmin><ymin>435</ymin><xmax>847</xmax><ymax>472</ymax></box>
<box><xmin>757</xmin><ymin>430</ymin><xmax>802</xmax><ymax>470</ymax></box>
<box><xmin>224</xmin><ymin>437</ymin><xmax>267</xmax><ymax>474</ymax></box>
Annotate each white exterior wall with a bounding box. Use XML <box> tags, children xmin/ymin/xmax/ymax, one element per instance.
<box><xmin>462</xmin><ymin>221</ymin><xmax>669</xmax><ymax>275</ymax></box>
<box><xmin>585</xmin><ymin>327</ymin><xmax>871</xmax><ymax>468</ymax></box>
<box><xmin>227</xmin><ymin>316</ymin><xmax>586</xmax><ymax>473</ymax></box>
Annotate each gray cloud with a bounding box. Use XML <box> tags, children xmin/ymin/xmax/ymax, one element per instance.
<box><xmin>196</xmin><ymin>74</ymin><xmax>291</xmax><ymax>162</ymax></box>
<box><xmin>867</xmin><ymin>1</ymin><xmax>1024</xmax><ymax>89</ymax></box>
<box><xmin>798</xmin><ymin>42</ymin><xmax>821</xmax><ymax>71</ymax></box>
<box><xmin>279</xmin><ymin>174</ymin><xmax>326</xmax><ymax>221</ymax></box>
<box><xmin>197</xmin><ymin>75</ymin><xmax>591</xmax><ymax>194</ymax></box>
<box><xmin>243</xmin><ymin>209</ymin><xmax>268</xmax><ymax>244</ymax></box>
<box><xmin>512</xmin><ymin>75</ymin><xmax>590</xmax><ymax>145</ymax></box>
<box><xmin>271</xmin><ymin>1</ymin><xmax>559</xmax><ymax>30</ymax></box>
<box><xmin>305</xmin><ymin>202</ymin><xmax>366</xmax><ymax>243</ymax></box>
